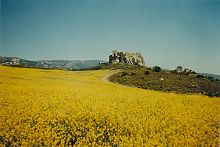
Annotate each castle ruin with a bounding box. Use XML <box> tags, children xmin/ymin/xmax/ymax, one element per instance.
<box><xmin>109</xmin><ymin>50</ymin><xmax>145</xmax><ymax>66</ymax></box>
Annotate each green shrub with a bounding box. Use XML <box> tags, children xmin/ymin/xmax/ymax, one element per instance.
<box><xmin>131</xmin><ymin>72</ymin><xmax>136</xmax><ymax>76</ymax></box>
<box><xmin>144</xmin><ymin>71</ymin><xmax>150</xmax><ymax>75</ymax></box>
<box><xmin>121</xmin><ymin>72</ymin><xmax>128</xmax><ymax>76</ymax></box>
<box><xmin>196</xmin><ymin>74</ymin><xmax>204</xmax><ymax>79</ymax></box>
<box><xmin>152</xmin><ymin>66</ymin><xmax>161</xmax><ymax>72</ymax></box>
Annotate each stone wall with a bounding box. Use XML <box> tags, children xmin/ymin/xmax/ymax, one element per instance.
<box><xmin>109</xmin><ymin>50</ymin><xmax>145</xmax><ymax>65</ymax></box>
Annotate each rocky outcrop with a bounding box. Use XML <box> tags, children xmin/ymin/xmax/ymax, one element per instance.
<box><xmin>109</xmin><ymin>50</ymin><xmax>145</xmax><ymax>66</ymax></box>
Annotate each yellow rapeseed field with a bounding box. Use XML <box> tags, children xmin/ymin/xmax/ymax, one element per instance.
<box><xmin>0</xmin><ymin>66</ymin><xmax>219</xmax><ymax>146</ymax></box>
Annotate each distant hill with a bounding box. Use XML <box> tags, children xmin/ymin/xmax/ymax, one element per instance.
<box><xmin>0</xmin><ymin>56</ymin><xmax>106</xmax><ymax>70</ymax></box>
<box><xmin>199</xmin><ymin>73</ymin><xmax>220</xmax><ymax>80</ymax></box>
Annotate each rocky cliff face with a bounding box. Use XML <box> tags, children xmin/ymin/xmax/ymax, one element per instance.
<box><xmin>109</xmin><ymin>50</ymin><xmax>145</xmax><ymax>66</ymax></box>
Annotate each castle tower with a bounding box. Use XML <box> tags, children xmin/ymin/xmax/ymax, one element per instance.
<box><xmin>112</xmin><ymin>50</ymin><xmax>117</xmax><ymax>57</ymax></box>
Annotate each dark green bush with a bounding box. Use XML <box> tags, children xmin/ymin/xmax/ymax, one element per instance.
<box><xmin>207</xmin><ymin>76</ymin><xmax>214</xmax><ymax>80</ymax></box>
<box><xmin>152</xmin><ymin>66</ymin><xmax>161</xmax><ymax>72</ymax></box>
<box><xmin>196</xmin><ymin>74</ymin><xmax>204</xmax><ymax>79</ymax></box>
<box><xmin>121</xmin><ymin>72</ymin><xmax>128</xmax><ymax>76</ymax></box>
<box><xmin>144</xmin><ymin>71</ymin><xmax>150</xmax><ymax>75</ymax></box>
<box><xmin>131</xmin><ymin>72</ymin><xmax>136</xmax><ymax>76</ymax></box>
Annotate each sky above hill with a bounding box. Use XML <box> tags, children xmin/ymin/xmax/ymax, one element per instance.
<box><xmin>1</xmin><ymin>0</ymin><xmax>220</xmax><ymax>74</ymax></box>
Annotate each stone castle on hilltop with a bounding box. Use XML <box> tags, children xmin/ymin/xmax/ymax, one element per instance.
<box><xmin>109</xmin><ymin>50</ymin><xmax>145</xmax><ymax>66</ymax></box>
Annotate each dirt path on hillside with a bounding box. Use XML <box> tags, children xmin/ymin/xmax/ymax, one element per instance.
<box><xmin>102</xmin><ymin>70</ymin><xmax>121</xmax><ymax>83</ymax></box>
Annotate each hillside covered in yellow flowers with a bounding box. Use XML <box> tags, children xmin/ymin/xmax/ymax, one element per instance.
<box><xmin>0</xmin><ymin>66</ymin><xmax>219</xmax><ymax>146</ymax></box>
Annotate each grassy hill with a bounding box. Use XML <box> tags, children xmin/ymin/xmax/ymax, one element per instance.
<box><xmin>101</xmin><ymin>63</ymin><xmax>220</xmax><ymax>97</ymax></box>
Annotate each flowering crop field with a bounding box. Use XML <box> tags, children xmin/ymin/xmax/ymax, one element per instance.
<box><xmin>0</xmin><ymin>66</ymin><xmax>219</xmax><ymax>146</ymax></box>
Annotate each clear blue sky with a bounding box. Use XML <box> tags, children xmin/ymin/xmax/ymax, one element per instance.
<box><xmin>1</xmin><ymin>0</ymin><xmax>220</xmax><ymax>74</ymax></box>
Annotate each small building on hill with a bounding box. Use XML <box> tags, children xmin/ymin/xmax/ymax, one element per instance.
<box><xmin>109</xmin><ymin>50</ymin><xmax>145</xmax><ymax>66</ymax></box>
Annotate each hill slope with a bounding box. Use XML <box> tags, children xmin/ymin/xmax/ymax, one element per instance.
<box><xmin>101</xmin><ymin>64</ymin><xmax>220</xmax><ymax>97</ymax></box>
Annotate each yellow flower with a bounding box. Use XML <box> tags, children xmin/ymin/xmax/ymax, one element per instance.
<box><xmin>0</xmin><ymin>66</ymin><xmax>219</xmax><ymax>146</ymax></box>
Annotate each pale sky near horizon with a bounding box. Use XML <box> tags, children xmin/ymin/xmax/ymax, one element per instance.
<box><xmin>1</xmin><ymin>0</ymin><xmax>220</xmax><ymax>74</ymax></box>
